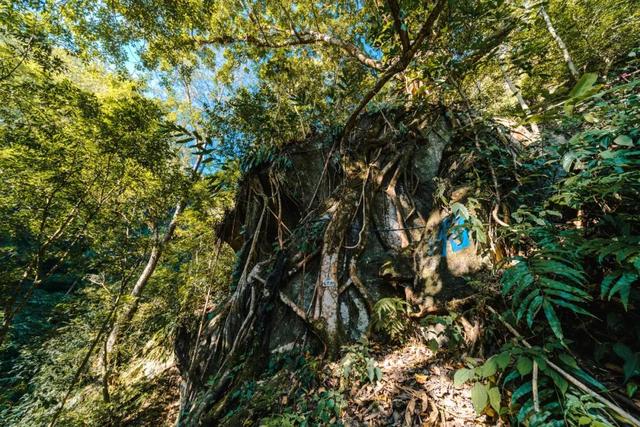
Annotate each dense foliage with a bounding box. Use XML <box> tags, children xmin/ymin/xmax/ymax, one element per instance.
<box><xmin>1</xmin><ymin>0</ymin><xmax>639</xmax><ymax>425</ymax></box>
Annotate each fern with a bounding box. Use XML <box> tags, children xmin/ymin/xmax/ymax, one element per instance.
<box><xmin>580</xmin><ymin>236</ymin><xmax>640</xmax><ymax>309</ymax></box>
<box><xmin>371</xmin><ymin>297</ymin><xmax>410</xmax><ymax>342</ymax></box>
<box><xmin>457</xmin><ymin>342</ymin><xmax>614</xmax><ymax>426</ymax></box>
<box><xmin>501</xmin><ymin>244</ymin><xmax>591</xmax><ymax>340</ymax></box>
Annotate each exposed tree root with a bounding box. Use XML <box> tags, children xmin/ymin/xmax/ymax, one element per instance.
<box><xmin>174</xmin><ymin>107</ymin><xmax>506</xmax><ymax>424</ymax></box>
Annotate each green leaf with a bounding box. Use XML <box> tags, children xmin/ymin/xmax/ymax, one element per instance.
<box><xmin>600</xmin><ymin>149</ymin><xmax>617</xmax><ymax>159</ymax></box>
<box><xmin>374</xmin><ymin>367</ymin><xmax>383</xmax><ymax>381</ymax></box>
<box><xmin>517</xmin><ymin>356</ymin><xmax>533</xmax><ymax>376</ymax></box>
<box><xmin>613</xmin><ymin>343</ymin><xmax>634</xmax><ymax>361</ymax></box>
<box><xmin>503</xmin><ymin>369</ymin><xmax>520</xmax><ymax>385</ymax></box>
<box><xmin>572</xmin><ymin>367</ymin><xmax>607</xmax><ymax>392</ymax></box>
<box><xmin>530</xmin><ymin>411</ymin><xmax>553</xmax><ymax>426</ymax></box>
<box><xmin>488</xmin><ymin>386</ymin><xmax>501</xmax><ymax>413</ymax></box>
<box><xmin>601</xmin><ymin>273</ymin><xmax>620</xmax><ymax>298</ymax></box>
<box><xmin>367</xmin><ymin>364</ymin><xmax>375</xmax><ymax>382</ymax></box>
<box><xmin>547</xmin><ymin>298</ymin><xmax>593</xmax><ymax>317</ymax></box>
<box><xmin>543</xmin><ymin>300</ymin><xmax>564</xmax><ymax>340</ymax></box>
<box><xmin>543</xmin><ymin>289</ymin><xmax>587</xmax><ymax>303</ymax></box>
<box><xmin>494</xmin><ymin>352</ymin><xmax>511</xmax><ymax>370</ymax></box>
<box><xmin>545</xmin><ymin>210</ymin><xmax>563</xmax><ymax>218</ymax></box>
<box><xmin>558</xmin><ymin>353</ymin><xmax>578</xmax><ymax>368</ymax></box>
<box><xmin>614</xmin><ymin>343</ymin><xmax>640</xmax><ymax>382</ymax></box>
<box><xmin>511</xmin><ymin>381</ymin><xmax>532</xmax><ymax>403</ymax></box>
<box><xmin>627</xmin><ymin>382</ymin><xmax>638</xmax><ymax>397</ymax></box>
<box><xmin>535</xmin><ymin>356</ymin><xmax>548</xmax><ymax>372</ymax></box>
<box><xmin>547</xmin><ymin>370</ymin><xmax>568</xmax><ymax>394</ymax></box>
<box><xmin>583</xmin><ymin>112</ymin><xmax>598</xmax><ymax>123</ymax></box>
<box><xmin>471</xmin><ymin>382</ymin><xmax>488</xmax><ymax>414</ymax></box>
<box><xmin>517</xmin><ymin>398</ymin><xmax>535</xmax><ymax>423</ymax></box>
<box><xmin>526</xmin><ymin>295</ymin><xmax>544</xmax><ymax>327</ymax></box>
<box><xmin>479</xmin><ymin>358</ymin><xmax>497</xmax><ymax>378</ymax></box>
<box><xmin>614</xmin><ymin>135</ymin><xmax>634</xmax><ymax>147</ymax></box>
<box><xmin>564</xmin><ymin>102</ymin><xmax>575</xmax><ymax>116</ymax></box>
<box><xmin>608</xmin><ymin>272</ymin><xmax>638</xmax><ymax>309</ymax></box>
<box><xmin>516</xmin><ymin>289</ymin><xmax>540</xmax><ymax>322</ymax></box>
<box><xmin>453</xmin><ymin>368</ymin><xmax>474</xmax><ymax>387</ymax></box>
<box><xmin>568</xmin><ymin>73</ymin><xmax>598</xmax><ymax>98</ymax></box>
<box><xmin>578</xmin><ymin>416</ymin><xmax>591</xmax><ymax>425</ymax></box>
<box><xmin>623</xmin><ymin>356</ymin><xmax>640</xmax><ymax>383</ymax></box>
<box><xmin>539</xmin><ymin>277</ymin><xmax>590</xmax><ymax>298</ymax></box>
<box><xmin>450</xmin><ymin>202</ymin><xmax>469</xmax><ymax>220</ymax></box>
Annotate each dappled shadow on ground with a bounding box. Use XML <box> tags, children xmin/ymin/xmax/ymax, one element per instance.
<box><xmin>341</xmin><ymin>340</ymin><xmax>489</xmax><ymax>426</ymax></box>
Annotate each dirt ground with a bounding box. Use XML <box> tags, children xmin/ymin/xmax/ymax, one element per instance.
<box><xmin>340</xmin><ymin>341</ymin><xmax>492</xmax><ymax>426</ymax></box>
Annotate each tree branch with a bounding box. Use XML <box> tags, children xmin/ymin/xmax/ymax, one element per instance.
<box><xmin>194</xmin><ymin>30</ymin><xmax>384</xmax><ymax>71</ymax></box>
<box><xmin>387</xmin><ymin>0</ymin><xmax>410</xmax><ymax>52</ymax></box>
<box><xmin>304</xmin><ymin>0</ymin><xmax>446</xmax><ymax>212</ymax></box>
<box><xmin>340</xmin><ymin>0</ymin><xmax>447</xmax><ymax>145</ymax></box>
<box><xmin>456</xmin><ymin>21</ymin><xmax>516</xmax><ymax>70</ymax></box>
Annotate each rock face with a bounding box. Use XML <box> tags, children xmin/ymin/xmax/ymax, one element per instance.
<box><xmin>175</xmin><ymin>106</ymin><xmax>486</xmax><ymax>425</ymax></box>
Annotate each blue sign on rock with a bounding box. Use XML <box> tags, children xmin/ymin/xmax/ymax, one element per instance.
<box><xmin>438</xmin><ymin>215</ymin><xmax>470</xmax><ymax>256</ymax></box>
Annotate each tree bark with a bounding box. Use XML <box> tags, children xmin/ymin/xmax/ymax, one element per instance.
<box><xmin>499</xmin><ymin>61</ymin><xmax>540</xmax><ymax>135</ymax></box>
<box><xmin>539</xmin><ymin>6</ymin><xmax>579</xmax><ymax>79</ymax></box>
<box><xmin>103</xmin><ymin>137</ymin><xmax>205</xmax><ymax>371</ymax></box>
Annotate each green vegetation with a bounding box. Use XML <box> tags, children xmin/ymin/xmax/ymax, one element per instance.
<box><xmin>1</xmin><ymin>0</ymin><xmax>639</xmax><ymax>425</ymax></box>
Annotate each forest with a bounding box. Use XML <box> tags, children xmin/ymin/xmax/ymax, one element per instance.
<box><xmin>0</xmin><ymin>0</ymin><xmax>639</xmax><ymax>426</ymax></box>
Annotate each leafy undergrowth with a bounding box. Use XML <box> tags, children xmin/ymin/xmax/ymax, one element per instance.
<box><xmin>248</xmin><ymin>340</ymin><xmax>491</xmax><ymax>427</ymax></box>
<box><xmin>217</xmin><ymin>302</ymin><xmax>496</xmax><ymax>427</ymax></box>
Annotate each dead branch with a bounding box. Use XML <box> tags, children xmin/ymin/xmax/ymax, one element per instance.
<box><xmin>532</xmin><ymin>360</ymin><xmax>540</xmax><ymax>413</ymax></box>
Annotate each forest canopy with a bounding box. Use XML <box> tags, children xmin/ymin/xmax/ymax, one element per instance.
<box><xmin>1</xmin><ymin>0</ymin><xmax>639</xmax><ymax>426</ymax></box>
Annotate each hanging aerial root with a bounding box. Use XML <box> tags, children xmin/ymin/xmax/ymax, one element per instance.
<box><xmin>345</xmin><ymin>258</ymin><xmax>374</xmax><ymax>313</ymax></box>
<box><xmin>278</xmin><ymin>292</ymin><xmax>330</xmax><ymax>355</ymax></box>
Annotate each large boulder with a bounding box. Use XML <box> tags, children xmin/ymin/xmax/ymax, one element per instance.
<box><xmin>175</xmin><ymin>106</ymin><xmax>488</xmax><ymax>425</ymax></box>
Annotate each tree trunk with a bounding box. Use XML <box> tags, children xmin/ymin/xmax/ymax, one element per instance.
<box><xmin>499</xmin><ymin>61</ymin><xmax>540</xmax><ymax>135</ymax></box>
<box><xmin>539</xmin><ymin>6</ymin><xmax>579</xmax><ymax>79</ymax></box>
<box><xmin>104</xmin><ymin>199</ymin><xmax>184</xmax><ymax>358</ymax></box>
<box><xmin>102</xmin><ymin>140</ymin><xmax>205</xmax><ymax>377</ymax></box>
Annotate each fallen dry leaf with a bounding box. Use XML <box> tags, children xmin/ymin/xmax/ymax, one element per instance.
<box><xmin>403</xmin><ymin>398</ymin><xmax>416</xmax><ymax>427</ymax></box>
